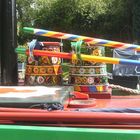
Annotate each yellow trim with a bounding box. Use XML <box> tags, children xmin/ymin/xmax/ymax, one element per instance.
<box><xmin>80</xmin><ymin>54</ymin><xmax>120</xmax><ymax>64</ymax></box>
<box><xmin>26</xmin><ymin>65</ymin><xmax>61</xmax><ymax>68</ymax></box>
<box><xmin>25</xmin><ymin>73</ymin><xmax>62</xmax><ymax>76</ymax></box>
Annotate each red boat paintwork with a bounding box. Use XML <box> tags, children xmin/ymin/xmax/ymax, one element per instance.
<box><xmin>0</xmin><ymin>111</ymin><xmax>140</xmax><ymax>124</ymax></box>
<box><xmin>94</xmin><ymin>95</ymin><xmax>140</xmax><ymax>108</ymax></box>
<box><xmin>1</xmin><ymin>86</ymin><xmax>140</xmax><ymax>109</ymax></box>
<box><xmin>0</xmin><ymin>86</ymin><xmax>140</xmax><ymax>128</ymax></box>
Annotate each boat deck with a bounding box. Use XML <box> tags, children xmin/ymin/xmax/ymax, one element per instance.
<box><xmin>0</xmin><ymin>86</ymin><xmax>140</xmax><ymax>109</ymax></box>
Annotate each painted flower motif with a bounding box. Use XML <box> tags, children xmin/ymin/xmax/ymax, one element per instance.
<box><xmin>51</xmin><ymin>57</ymin><xmax>58</xmax><ymax>64</ymax></box>
<box><xmin>26</xmin><ymin>66</ymin><xmax>32</xmax><ymax>74</ymax></box>
<box><xmin>37</xmin><ymin>76</ymin><xmax>45</xmax><ymax>84</ymax></box>
<box><xmin>89</xmin><ymin>68</ymin><xmax>95</xmax><ymax>74</ymax></box>
<box><xmin>95</xmin><ymin>68</ymin><xmax>100</xmax><ymax>74</ymax></box>
<box><xmin>33</xmin><ymin>67</ymin><xmax>39</xmax><ymax>74</ymax></box>
<box><xmin>79</xmin><ymin>68</ymin><xmax>85</xmax><ymax>74</ymax></box>
<box><xmin>47</xmin><ymin>67</ymin><xmax>54</xmax><ymax>74</ymax></box>
<box><xmin>42</xmin><ymin>56</ymin><xmax>49</xmax><ymax>64</ymax></box>
<box><xmin>82</xmin><ymin>77</ymin><xmax>87</xmax><ymax>84</ymax></box>
<box><xmin>75</xmin><ymin>77</ymin><xmax>81</xmax><ymax>84</ymax></box>
<box><xmin>39</xmin><ymin>67</ymin><xmax>46</xmax><ymax>74</ymax></box>
<box><xmin>28</xmin><ymin>76</ymin><xmax>35</xmax><ymax>85</ymax></box>
<box><xmin>93</xmin><ymin>49</ymin><xmax>101</xmax><ymax>56</ymax></box>
<box><xmin>87</xmin><ymin>77</ymin><xmax>94</xmax><ymax>84</ymax></box>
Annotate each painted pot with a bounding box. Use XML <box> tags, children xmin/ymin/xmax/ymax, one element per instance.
<box><xmin>25</xmin><ymin>42</ymin><xmax>62</xmax><ymax>86</ymax></box>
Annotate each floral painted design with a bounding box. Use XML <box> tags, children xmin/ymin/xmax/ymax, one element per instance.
<box><xmin>79</xmin><ymin>68</ymin><xmax>85</xmax><ymax>74</ymax></box>
<box><xmin>87</xmin><ymin>77</ymin><xmax>94</xmax><ymax>84</ymax></box>
<box><xmin>37</xmin><ymin>76</ymin><xmax>45</xmax><ymax>84</ymax></box>
<box><xmin>89</xmin><ymin>68</ymin><xmax>95</xmax><ymax>74</ymax></box>
<box><xmin>47</xmin><ymin>67</ymin><xmax>54</xmax><ymax>74</ymax></box>
<box><xmin>95</xmin><ymin>68</ymin><xmax>100</xmax><ymax>74</ymax></box>
<box><xmin>25</xmin><ymin>42</ymin><xmax>62</xmax><ymax>86</ymax></box>
<box><xmin>51</xmin><ymin>57</ymin><xmax>58</xmax><ymax>64</ymax></box>
<box><xmin>82</xmin><ymin>77</ymin><xmax>87</xmax><ymax>84</ymax></box>
<box><xmin>39</xmin><ymin>67</ymin><xmax>46</xmax><ymax>74</ymax></box>
<box><xmin>33</xmin><ymin>67</ymin><xmax>39</xmax><ymax>74</ymax></box>
<box><xmin>93</xmin><ymin>49</ymin><xmax>101</xmax><ymax>56</ymax></box>
<box><xmin>26</xmin><ymin>66</ymin><xmax>32</xmax><ymax>74</ymax></box>
<box><xmin>42</xmin><ymin>56</ymin><xmax>49</xmax><ymax>64</ymax></box>
<box><xmin>75</xmin><ymin>77</ymin><xmax>81</xmax><ymax>84</ymax></box>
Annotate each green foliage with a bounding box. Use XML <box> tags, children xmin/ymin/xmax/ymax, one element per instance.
<box><xmin>17</xmin><ymin>0</ymin><xmax>135</xmax><ymax>46</ymax></box>
<box><xmin>133</xmin><ymin>0</ymin><xmax>140</xmax><ymax>43</ymax></box>
<box><xmin>17</xmin><ymin>0</ymin><xmax>34</xmax><ymax>43</ymax></box>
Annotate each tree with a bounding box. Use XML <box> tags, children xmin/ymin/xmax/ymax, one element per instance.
<box><xmin>17</xmin><ymin>0</ymin><xmax>134</xmax><ymax>45</ymax></box>
<box><xmin>16</xmin><ymin>0</ymin><xmax>37</xmax><ymax>44</ymax></box>
<box><xmin>133</xmin><ymin>0</ymin><xmax>140</xmax><ymax>44</ymax></box>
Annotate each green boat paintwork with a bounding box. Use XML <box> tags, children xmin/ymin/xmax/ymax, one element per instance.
<box><xmin>0</xmin><ymin>125</ymin><xmax>140</xmax><ymax>140</ymax></box>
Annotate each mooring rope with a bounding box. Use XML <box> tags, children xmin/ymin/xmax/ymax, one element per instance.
<box><xmin>109</xmin><ymin>84</ymin><xmax>140</xmax><ymax>95</ymax></box>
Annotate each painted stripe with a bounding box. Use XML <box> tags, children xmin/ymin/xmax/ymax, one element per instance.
<box><xmin>74</xmin><ymin>85</ymin><xmax>108</xmax><ymax>92</ymax></box>
<box><xmin>119</xmin><ymin>59</ymin><xmax>140</xmax><ymax>65</ymax></box>
<box><xmin>34</xmin><ymin>29</ymin><xmax>48</xmax><ymax>34</ymax></box>
<box><xmin>42</xmin><ymin>33</ymin><xmax>56</xmax><ymax>37</ymax></box>
<box><xmin>120</xmin><ymin>44</ymin><xmax>139</xmax><ymax>50</ymax></box>
<box><xmin>80</xmin><ymin>54</ymin><xmax>120</xmax><ymax>64</ymax></box>
<box><xmin>35</xmin><ymin>31</ymin><xmax>48</xmax><ymax>35</ymax></box>
<box><xmin>51</xmin><ymin>33</ymin><xmax>65</xmax><ymax>38</ymax></box>
<box><xmin>124</xmin><ymin>46</ymin><xmax>138</xmax><ymax>50</ymax></box>
<box><xmin>67</xmin><ymin>35</ymin><xmax>80</xmax><ymax>41</ymax></box>
<box><xmin>89</xmin><ymin>86</ymin><xmax>97</xmax><ymax>92</ymax></box>
<box><xmin>83</xmin><ymin>38</ymin><xmax>93</xmax><ymax>42</ymax></box>
<box><xmin>24</xmin><ymin>27</ymin><xmax>140</xmax><ymax>51</ymax></box>
<box><xmin>94</xmin><ymin>41</ymin><xmax>109</xmax><ymax>45</ymax></box>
